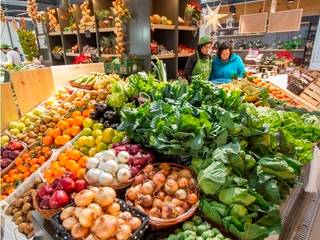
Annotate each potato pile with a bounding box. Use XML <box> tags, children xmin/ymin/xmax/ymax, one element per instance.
<box><xmin>112</xmin><ymin>0</ymin><xmax>130</xmax><ymax>58</ymax></box>
<box><xmin>5</xmin><ymin>177</ymin><xmax>42</xmax><ymax>239</ymax></box>
<box><xmin>47</xmin><ymin>8</ymin><xmax>60</xmax><ymax>32</ymax></box>
<box><xmin>79</xmin><ymin>0</ymin><xmax>95</xmax><ymax>30</ymax></box>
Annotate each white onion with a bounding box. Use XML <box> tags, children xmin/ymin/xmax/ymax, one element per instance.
<box><xmin>99</xmin><ymin>160</ymin><xmax>118</xmax><ymax>175</ymax></box>
<box><xmin>98</xmin><ymin>172</ymin><xmax>113</xmax><ymax>186</ymax></box>
<box><xmin>87</xmin><ymin>169</ymin><xmax>102</xmax><ymax>182</ymax></box>
<box><xmin>86</xmin><ymin>157</ymin><xmax>99</xmax><ymax>169</ymax></box>
<box><xmin>117</xmin><ymin>151</ymin><xmax>130</xmax><ymax>163</ymax></box>
<box><xmin>116</xmin><ymin>168</ymin><xmax>131</xmax><ymax>183</ymax></box>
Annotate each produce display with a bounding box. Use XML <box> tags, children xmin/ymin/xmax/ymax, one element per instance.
<box><xmin>100</xmin><ymin>34</ymin><xmax>116</xmax><ymax>54</ymax></box>
<box><xmin>96</xmin><ymin>8</ymin><xmax>114</xmax><ymax>28</ymax></box>
<box><xmin>150</xmin><ymin>14</ymin><xmax>173</xmax><ymax>25</ymax></box>
<box><xmin>85</xmin><ymin>144</ymin><xmax>153</xmax><ymax>187</ymax></box>
<box><xmin>47</xmin><ymin>8</ymin><xmax>60</xmax><ymax>32</ymax></box>
<box><xmin>79</xmin><ymin>0</ymin><xmax>95</xmax><ymax>30</ymax></box>
<box><xmin>1</xmin><ymin>63</ymin><xmax>319</xmax><ymax>240</ymax></box>
<box><xmin>151</xmin><ymin>41</ymin><xmax>174</xmax><ymax>56</ymax></box>
<box><xmin>288</xmin><ymin>69</ymin><xmax>320</xmax><ymax>95</ymax></box>
<box><xmin>0</xmin><ymin>139</ymin><xmax>24</xmax><ymax>172</ymax></box>
<box><xmin>66</xmin><ymin>44</ymin><xmax>79</xmax><ymax>54</ymax></box>
<box><xmin>1</xmin><ymin>144</ymin><xmax>52</xmax><ymax>198</ymax></box>
<box><xmin>162</xmin><ymin>215</ymin><xmax>231</xmax><ymax>240</ymax></box>
<box><xmin>125</xmin><ymin>163</ymin><xmax>199</xmax><ymax>225</ymax></box>
<box><xmin>58</xmin><ymin>186</ymin><xmax>143</xmax><ymax>239</ymax></box>
<box><xmin>52</xmin><ymin>46</ymin><xmax>63</xmax><ymax>57</ymax></box>
<box><xmin>27</xmin><ymin>0</ymin><xmax>40</xmax><ymax>22</ymax></box>
<box><xmin>4</xmin><ymin>177</ymin><xmax>43</xmax><ymax>239</ymax></box>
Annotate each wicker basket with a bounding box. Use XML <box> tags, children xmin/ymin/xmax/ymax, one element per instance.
<box><xmin>32</xmin><ymin>192</ymin><xmax>61</xmax><ymax>220</ymax></box>
<box><xmin>84</xmin><ymin>171</ymin><xmax>134</xmax><ymax>190</ymax></box>
<box><xmin>127</xmin><ymin>162</ymin><xmax>200</xmax><ymax>230</ymax></box>
<box><xmin>50</xmin><ymin>199</ymin><xmax>149</xmax><ymax>240</ymax></box>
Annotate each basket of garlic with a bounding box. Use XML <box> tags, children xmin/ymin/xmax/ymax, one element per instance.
<box><xmin>50</xmin><ymin>186</ymin><xmax>149</xmax><ymax>240</ymax></box>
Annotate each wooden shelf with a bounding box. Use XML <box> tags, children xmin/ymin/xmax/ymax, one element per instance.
<box><xmin>98</xmin><ymin>27</ymin><xmax>116</xmax><ymax>32</ymax></box>
<box><xmin>178</xmin><ymin>52</ymin><xmax>194</xmax><ymax>57</ymax></box>
<box><xmin>151</xmin><ymin>24</ymin><xmax>175</xmax><ymax>30</ymax></box>
<box><xmin>101</xmin><ymin>54</ymin><xmax>117</xmax><ymax>58</ymax></box>
<box><xmin>218</xmin><ymin>27</ymin><xmax>239</xmax><ymax>31</ymax></box>
<box><xmin>178</xmin><ymin>25</ymin><xmax>197</xmax><ymax>31</ymax></box>
<box><xmin>65</xmin><ymin>52</ymin><xmax>80</xmax><ymax>57</ymax></box>
<box><xmin>79</xmin><ymin>28</ymin><xmax>96</xmax><ymax>34</ymax></box>
<box><xmin>151</xmin><ymin>53</ymin><xmax>175</xmax><ymax>59</ymax></box>
<box><xmin>217</xmin><ymin>33</ymin><xmax>264</xmax><ymax>38</ymax></box>
<box><xmin>63</xmin><ymin>31</ymin><xmax>77</xmax><ymax>35</ymax></box>
<box><xmin>49</xmin><ymin>31</ymin><xmax>61</xmax><ymax>36</ymax></box>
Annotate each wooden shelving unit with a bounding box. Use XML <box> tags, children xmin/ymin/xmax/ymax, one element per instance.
<box><xmin>39</xmin><ymin>0</ymin><xmax>200</xmax><ymax>77</ymax></box>
<box><xmin>178</xmin><ymin>52</ymin><xmax>195</xmax><ymax>58</ymax></box>
<box><xmin>151</xmin><ymin>53</ymin><xmax>175</xmax><ymax>60</ymax></box>
<box><xmin>217</xmin><ymin>33</ymin><xmax>265</xmax><ymax>38</ymax></box>
<box><xmin>234</xmin><ymin>48</ymin><xmax>305</xmax><ymax>52</ymax></box>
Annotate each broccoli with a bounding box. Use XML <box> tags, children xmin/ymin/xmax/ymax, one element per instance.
<box><xmin>192</xmin><ymin>215</ymin><xmax>203</xmax><ymax>226</ymax></box>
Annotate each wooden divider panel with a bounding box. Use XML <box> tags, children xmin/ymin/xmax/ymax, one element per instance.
<box><xmin>1</xmin><ymin>83</ymin><xmax>19</xmax><ymax>131</ymax></box>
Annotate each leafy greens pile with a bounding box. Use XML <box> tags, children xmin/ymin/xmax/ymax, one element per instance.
<box><xmin>113</xmin><ymin>73</ymin><xmax>319</xmax><ymax>240</ymax></box>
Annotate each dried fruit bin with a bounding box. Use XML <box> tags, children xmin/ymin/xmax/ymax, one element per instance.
<box><xmin>50</xmin><ymin>199</ymin><xmax>149</xmax><ymax>240</ymax></box>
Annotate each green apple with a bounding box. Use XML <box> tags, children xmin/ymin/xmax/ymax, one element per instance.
<box><xmin>73</xmin><ymin>141</ymin><xmax>81</xmax><ymax>149</ymax></box>
<box><xmin>92</xmin><ymin>129</ymin><xmax>102</xmax><ymax>138</ymax></box>
<box><xmin>9</xmin><ymin>121</ymin><xmax>19</xmax><ymax>129</ymax></box>
<box><xmin>1</xmin><ymin>135</ymin><xmax>10</xmax><ymax>146</ymax></box>
<box><xmin>9</xmin><ymin>128</ymin><xmax>20</xmax><ymax>135</ymax></box>
<box><xmin>102</xmin><ymin>128</ymin><xmax>114</xmax><ymax>144</ymax></box>
<box><xmin>93</xmin><ymin>123</ymin><xmax>104</xmax><ymax>130</ymax></box>
<box><xmin>80</xmin><ymin>146</ymin><xmax>90</xmax><ymax>155</ymax></box>
<box><xmin>96</xmin><ymin>142</ymin><xmax>108</xmax><ymax>152</ymax></box>
<box><xmin>88</xmin><ymin>147</ymin><xmax>97</xmax><ymax>157</ymax></box>
<box><xmin>83</xmin><ymin>118</ymin><xmax>94</xmax><ymax>128</ymax></box>
<box><xmin>81</xmin><ymin>128</ymin><xmax>92</xmax><ymax>136</ymax></box>
<box><xmin>77</xmin><ymin>136</ymin><xmax>88</xmax><ymax>147</ymax></box>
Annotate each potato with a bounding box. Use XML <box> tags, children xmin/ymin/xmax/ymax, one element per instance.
<box><xmin>5</xmin><ymin>206</ymin><xmax>13</xmax><ymax>215</ymax></box>
<box><xmin>22</xmin><ymin>203</ymin><xmax>32</xmax><ymax>214</ymax></box>
<box><xmin>12</xmin><ymin>211</ymin><xmax>23</xmax><ymax>221</ymax></box>
<box><xmin>14</xmin><ymin>198</ymin><xmax>24</xmax><ymax>208</ymax></box>
<box><xmin>15</xmin><ymin>216</ymin><xmax>25</xmax><ymax>225</ymax></box>
<box><xmin>27</xmin><ymin>231</ymin><xmax>34</xmax><ymax>239</ymax></box>
<box><xmin>23</xmin><ymin>196</ymin><xmax>32</xmax><ymax>203</ymax></box>
<box><xmin>34</xmin><ymin>178</ymin><xmax>42</xmax><ymax>186</ymax></box>
<box><xmin>24</xmin><ymin>223</ymin><xmax>33</xmax><ymax>235</ymax></box>
<box><xmin>27</xmin><ymin>211</ymin><xmax>33</xmax><ymax>221</ymax></box>
<box><xmin>18</xmin><ymin>223</ymin><xmax>27</xmax><ymax>233</ymax></box>
<box><xmin>12</xmin><ymin>208</ymin><xmax>19</xmax><ymax>215</ymax></box>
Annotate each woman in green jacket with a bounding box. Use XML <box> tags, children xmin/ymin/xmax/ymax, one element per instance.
<box><xmin>184</xmin><ymin>36</ymin><xmax>212</xmax><ymax>82</ymax></box>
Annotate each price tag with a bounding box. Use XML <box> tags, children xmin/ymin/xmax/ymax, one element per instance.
<box><xmin>85</xmin><ymin>30</ymin><xmax>91</xmax><ymax>38</ymax></box>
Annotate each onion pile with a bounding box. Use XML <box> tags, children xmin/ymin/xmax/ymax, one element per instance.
<box><xmin>60</xmin><ymin>186</ymin><xmax>142</xmax><ymax>240</ymax></box>
<box><xmin>125</xmin><ymin>163</ymin><xmax>199</xmax><ymax>220</ymax></box>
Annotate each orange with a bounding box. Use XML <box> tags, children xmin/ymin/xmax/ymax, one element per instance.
<box><xmin>77</xmin><ymin>168</ymin><xmax>86</xmax><ymax>179</ymax></box>
<box><xmin>55</xmin><ymin>167</ymin><xmax>66</xmax><ymax>177</ymax></box>
<box><xmin>72</xmin><ymin>111</ymin><xmax>81</xmax><ymax>118</ymax></box>
<box><xmin>70</xmin><ymin>126</ymin><xmax>81</xmax><ymax>136</ymax></box>
<box><xmin>67</xmin><ymin>149</ymin><xmax>81</xmax><ymax>161</ymax></box>
<box><xmin>30</xmin><ymin>164</ymin><xmax>40</xmax><ymax>173</ymax></box>
<box><xmin>67</xmin><ymin>118</ymin><xmax>75</xmax><ymax>126</ymax></box>
<box><xmin>30</xmin><ymin>158</ymin><xmax>38</xmax><ymax>165</ymax></box>
<box><xmin>15</xmin><ymin>158</ymin><xmax>23</xmax><ymax>166</ymax></box>
<box><xmin>65</xmin><ymin>160</ymin><xmax>77</xmax><ymax>171</ymax></box>
<box><xmin>43</xmin><ymin>136</ymin><xmax>53</xmax><ymax>146</ymax></box>
<box><xmin>48</xmin><ymin>128</ymin><xmax>62</xmax><ymax>138</ymax></box>
<box><xmin>70</xmin><ymin>163</ymin><xmax>80</xmax><ymax>174</ymax></box>
<box><xmin>44</xmin><ymin>169</ymin><xmax>53</xmax><ymax>179</ymax></box>
<box><xmin>64</xmin><ymin>128</ymin><xmax>72</xmax><ymax>136</ymax></box>
<box><xmin>73</xmin><ymin>116</ymin><xmax>83</xmax><ymax>127</ymax></box>
<box><xmin>22</xmin><ymin>153</ymin><xmax>30</xmax><ymax>159</ymax></box>
<box><xmin>58</xmin><ymin>153</ymin><xmax>68</xmax><ymax>166</ymax></box>
<box><xmin>23</xmin><ymin>171</ymin><xmax>30</xmax><ymax>179</ymax></box>
<box><xmin>74</xmin><ymin>100</ymin><xmax>84</xmax><ymax>108</ymax></box>
<box><xmin>38</xmin><ymin>156</ymin><xmax>46</xmax><ymax>164</ymax></box>
<box><xmin>57</xmin><ymin>120</ymin><xmax>70</xmax><ymax>130</ymax></box>
<box><xmin>78</xmin><ymin>156</ymin><xmax>88</xmax><ymax>168</ymax></box>
<box><xmin>34</xmin><ymin>146</ymin><xmax>42</xmax><ymax>152</ymax></box>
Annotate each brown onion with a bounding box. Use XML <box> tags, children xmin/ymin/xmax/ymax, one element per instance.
<box><xmin>62</xmin><ymin>217</ymin><xmax>78</xmax><ymax>231</ymax></box>
<box><xmin>164</xmin><ymin>195</ymin><xmax>172</xmax><ymax>202</ymax></box>
<box><xmin>79</xmin><ymin>208</ymin><xmax>95</xmax><ymax>228</ymax></box>
<box><xmin>71</xmin><ymin>223</ymin><xmax>89</xmax><ymax>239</ymax></box>
<box><xmin>159</xmin><ymin>163</ymin><xmax>170</xmax><ymax>170</ymax></box>
<box><xmin>89</xmin><ymin>187</ymin><xmax>99</xmax><ymax>194</ymax></box>
<box><xmin>95</xmin><ymin>187</ymin><xmax>116</xmax><ymax>207</ymax></box>
<box><xmin>175</xmin><ymin>189</ymin><xmax>187</xmax><ymax>200</ymax></box>
<box><xmin>164</xmin><ymin>179</ymin><xmax>178</xmax><ymax>195</ymax></box>
<box><xmin>149</xmin><ymin>207</ymin><xmax>161</xmax><ymax>218</ymax></box>
<box><xmin>177</xmin><ymin>177</ymin><xmax>188</xmax><ymax>188</ymax></box>
<box><xmin>182</xmin><ymin>201</ymin><xmax>191</xmax><ymax>211</ymax></box>
<box><xmin>160</xmin><ymin>168</ymin><xmax>170</xmax><ymax>176</ymax></box>
<box><xmin>128</xmin><ymin>217</ymin><xmax>141</xmax><ymax>231</ymax></box>
<box><xmin>119</xmin><ymin>211</ymin><xmax>132</xmax><ymax>221</ymax></box>
<box><xmin>74</xmin><ymin>207</ymin><xmax>84</xmax><ymax>219</ymax></box>
<box><xmin>106</xmin><ymin>202</ymin><xmax>120</xmax><ymax>215</ymax></box>
<box><xmin>152</xmin><ymin>198</ymin><xmax>163</xmax><ymax>208</ymax></box>
<box><xmin>94</xmin><ymin>215</ymin><xmax>118</xmax><ymax>240</ymax></box>
<box><xmin>134</xmin><ymin>174</ymin><xmax>144</xmax><ymax>185</ymax></box>
<box><xmin>87</xmin><ymin>203</ymin><xmax>103</xmax><ymax>218</ymax></box>
<box><xmin>179</xmin><ymin>169</ymin><xmax>192</xmax><ymax>177</ymax></box>
<box><xmin>75</xmin><ymin>190</ymin><xmax>95</xmax><ymax>207</ymax></box>
<box><xmin>139</xmin><ymin>194</ymin><xmax>153</xmax><ymax>208</ymax></box>
<box><xmin>118</xmin><ymin>218</ymin><xmax>126</xmax><ymax>225</ymax></box>
<box><xmin>115</xmin><ymin>224</ymin><xmax>131</xmax><ymax>240</ymax></box>
<box><xmin>171</xmin><ymin>198</ymin><xmax>183</xmax><ymax>207</ymax></box>
<box><xmin>155</xmin><ymin>191</ymin><xmax>166</xmax><ymax>201</ymax></box>
<box><xmin>143</xmin><ymin>165</ymin><xmax>154</xmax><ymax>174</ymax></box>
<box><xmin>153</xmin><ymin>172</ymin><xmax>166</xmax><ymax>188</ymax></box>
<box><xmin>161</xmin><ymin>204</ymin><xmax>174</xmax><ymax>219</ymax></box>
<box><xmin>141</xmin><ymin>181</ymin><xmax>154</xmax><ymax>195</ymax></box>
<box><xmin>126</xmin><ymin>187</ymin><xmax>139</xmax><ymax>201</ymax></box>
<box><xmin>173</xmin><ymin>207</ymin><xmax>185</xmax><ymax>218</ymax></box>
<box><xmin>60</xmin><ymin>206</ymin><xmax>75</xmax><ymax>221</ymax></box>
<box><xmin>187</xmin><ymin>193</ymin><xmax>198</xmax><ymax>205</ymax></box>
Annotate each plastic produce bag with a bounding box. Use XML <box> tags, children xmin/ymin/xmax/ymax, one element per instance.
<box><xmin>305</xmin><ymin>146</ymin><xmax>320</xmax><ymax>193</ymax></box>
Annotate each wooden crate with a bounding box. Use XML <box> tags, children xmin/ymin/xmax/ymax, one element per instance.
<box><xmin>10</xmin><ymin>68</ymin><xmax>55</xmax><ymax>115</ymax></box>
<box><xmin>299</xmin><ymin>79</ymin><xmax>320</xmax><ymax>108</ymax></box>
<box><xmin>51</xmin><ymin>63</ymin><xmax>105</xmax><ymax>90</ymax></box>
<box><xmin>0</xmin><ymin>83</ymin><xmax>20</xmax><ymax>131</ymax></box>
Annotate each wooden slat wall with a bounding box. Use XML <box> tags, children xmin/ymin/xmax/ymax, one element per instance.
<box><xmin>218</xmin><ymin>0</ymin><xmax>320</xmax><ymax>22</ymax></box>
<box><xmin>1</xmin><ymin>83</ymin><xmax>19</xmax><ymax>131</ymax></box>
<box><xmin>51</xmin><ymin>62</ymin><xmax>105</xmax><ymax>89</ymax></box>
<box><xmin>10</xmin><ymin>68</ymin><xmax>55</xmax><ymax>115</ymax></box>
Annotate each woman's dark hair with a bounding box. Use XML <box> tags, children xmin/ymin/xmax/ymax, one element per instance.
<box><xmin>217</xmin><ymin>41</ymin><xmax>233</xmax><ymax>59</ymax></box>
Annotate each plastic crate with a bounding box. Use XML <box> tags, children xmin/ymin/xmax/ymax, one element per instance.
<box><xmin>50</xmin><ymin>199</ymin><xmax>149</xmax><ymax>240</ymax></box>
<box><xmin>104</xmin><ymin>57</ymin><xmax>143</xmax><ymax>76</ymax></box>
